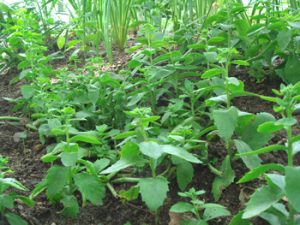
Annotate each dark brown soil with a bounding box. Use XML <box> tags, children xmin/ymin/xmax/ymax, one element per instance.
<box><xmin>0</xmin><ymin>69</ymin><xmax>292</xmax><ymax>225</ymax></box>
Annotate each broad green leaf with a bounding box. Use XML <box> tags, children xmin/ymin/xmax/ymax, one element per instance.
<box><xmin>258</xmin><ymin>121</ymin><xmax>283</xmax><ymax>133</ymax></box>
<box><xmin>285</xmin><ymin>166</ymin><xmax>300</xmax><ymax>212</ymax></box>
<box><xmin>46</xmin><ymin>165</ymin><xmax>69</xmax><ymax>199</ymax></box>
<box><xmin>94</xmin><ymin>159</ymin><xmax>110</xmax><ymax>173</ymax></box>
<box><xmin>176</xmin><ymin>162</ymin><xmax>194</xmax><ymax>190</ymax></box>
<box><xmin>69</xmin><ymin>134</ymin><xmax>100</xmax><ymax>144</ymax></box>
<box><xmin>238</xmin><ymin>164</ymin><xmax>284</xmax><ymax>183</ymax></box>
<box><xmin>57</xmin><ymin>35</ymin><xmax>66</xmax><ymax>50</ymax></box>
<box><xmin>139</xmin><ymin>141</ymin><xmax>164</xmax><ymax>159</ymax></box>
<box><xmin>213</xmin><ymin>107</ymin><xmax>238</xmax><ymax>142</ymax></box>
<box><xmin>181</xmin><ymin>220</ymin><xmax>208</xmax><ymax>225</ymax></box>
<box><xmin>203</xmin><ymin>204</ymin><xmax>231</xmax><ymax>221</ymax></box>
<box><xmin>229</xmin><ymin>211</ymin><xmax>252</xmax><ymax>225</ymax></box>
<box><xmin>238</xmin><ymin>113</ymin><xmax>275</xmax><ymax>150</ymax></box>
<box><xmin>101</xmin><ymin>142</ymin><xmax>141</xmax><ymax>174</ymax></box>
<box><xmin>5</xmin><ymin>213</ymin><xmax>28</xmax><ymax>225</ymax></box>
<box><xmin>138</xmin><ymin>176</ymin><xmax>169</xmax><ymax>211</ymax></box>
<box><xmin>243</xmin><ymin>185</ymin><xmax>283</xmax><ymax>219</ymax></box>
<box><xmin>170</xmin><ymin>202</ymin><xmax>194</xmax><ymax>213</ymax></box>
<box><xmin>277</xmin><ymin>30</ymin><xmax>291</xmax><ymax>52</ymax></box>
<box><xmin>275</xmin><ymin>118</ymin><xmax>297</xmax><ymax>126</ymax></box>
<box><xmin>61</xmin><ymin>152</ymin><xmax>78</xmax><ymax>167</ymax></box>
<box><xmin>276</xmin><ymin>54</ymin><xmax>300</xmax><ymax>84</ymax></box>
<box><xmin>202</xmin><ymin>68</ymin><xmax>225</xmax><ymax>79</ymax></box>
<box><xmin>161</xmin><ymin>145</ymin><xmax>201</xmax><ymax>164</ymax></box>
<box><xmin>266</xmin><ymin>174</ymin><xmax>285</xmax><ymax>192</ymax></box>
<box><xmin>21</xmin><ymin>85</ymin><xmax>35</xmax><ymax>99</ymax></box>
<box><xmin>260</xmin><ymin>203</ymin><xmax>289</xmax><ymax>225</ymax></box>
<box><xmin>234</xmin><ymin>140</ymin><xmax>262</xmax><ymax>169</ymax></box>
<box><xmin>60</xmin><ymin>195</ymin><xmax>79</xmax><ymax>218</ymax></box>
<box><xmin>0</xmin><ymin>194</ymin><xmax>14</xmax><ymax>209</ymax></box>
<box><xmin>212</xmin><ymin>156</ymin><xmax>235</xmax><ymax>201</ymax></box>
<box><xmin>74</xmin><ymin>173</ymin><xmax>105</xmax><ymax>206</ymax></box>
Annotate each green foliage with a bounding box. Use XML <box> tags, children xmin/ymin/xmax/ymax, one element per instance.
<box><xmin>170</xmin><ymin>188</ymin><xmax>230</xmax><ymax>224</ymax></box>
<box><xmin>0</xmin><ymin>156</ymin><xmax>33</xmax><ymax>225</ymax></box>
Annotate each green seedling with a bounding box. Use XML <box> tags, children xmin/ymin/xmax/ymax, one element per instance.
<box><xmin>234</xmin><ymin>82</ymin><xmax>300</xmax><ymax>225</ymax></box>
<box><xmin>170</xmin><ymin>188</ymin><xmax>231</xmax><ymax>225</ymax></box>
<box><xmin>0</xmin><ymin>155</ymin><xmax>34</xmax><ymax>225</ymax></box>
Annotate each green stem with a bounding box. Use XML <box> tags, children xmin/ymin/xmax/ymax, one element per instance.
<box><xmin>112</xmin><ymin>177</ymin><xmax>140</xmax><ymax>183</ymax></box>
<box><xmin>287</xmin><ymin>124</ymin><xmax>295</xmax><ymax>225</ymax></box>
<box><xmin>208</xmin><ymin>163</ymin><xmax>223</xmax><ymax>177</ymax></box>
<box><xmin>106</xmin><ymin>183</ymin><xmax>118</xmax><ymax>198</ymax></box>
<box><xmin>0</xmin><ymin>116</ymin><xmax>21</xmax><ymax>121</ymax></box>
<box><xmin>287</xmin><ymin>125</ymin><xmax>293</xmax><ymax>167</ymax></box>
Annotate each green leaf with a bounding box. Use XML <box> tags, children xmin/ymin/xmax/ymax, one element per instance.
<box><xmin>74</xmin><ymin>173</ymin><xmax>105</xmax><ymax>206</ymax></box>
<box><xmin>0</xmin><ymin>194</ymin><xmax>14</xmax><ymax>209</ymax></box>
<box><xmin>229</xmin><ymin>211</ymin><xmax>252</xmax><ymax>225</ymax></box>
<box><xmin>161</xmin><ymin>145</ymin><xmax>201</xmax><ymax>164</ymax></box>
<box><xmin>60</xmin><ymin>195</ymin><xmax>79</xmax><ymax>218</ymax></box>
<box><xmin>275</xmin><ymin>118</ymin><xmax>297</xmax><ymax>126</ymax></box>
<box><xmin>285</xmin><ymin>166</ymin><xmax>300</xmax><ymax>212</ymax></box>
<box><xmin>69</xmin><ymin>134</ymin><xmax>100</xmax><ymax>144</ymax></box>
<box><xmin>258</xmin><ymin>121</ymin><xmax>283</xmax><ymax>133</ymax></box>
<box><xmin>46</xmin><ymin>165</ymin><xmax>69</xmax><ymax>199</ymax></box>
<box><xmin>94</xmin><ymin>159</ymin><xmax>110</xmax><ymax>173</ymax></box>
<box><xmin>0</xmin><ymin>178</ymin><xmax>27</xmax><ymax>191</ymax></box>
<box><xmin>21</xmin><ymin>85</ymin><xmax>35</xmax><ymax>99</ymax></box>
<box><xmin>57</xmin><ymin>35</ymin><xmax>66</xmax><ymax>50</ymax></box>
<box><xmin>212</xmin><ymin>156</ymin><xmax>235</xmax><ymax>201</ymax></box>
<box><xmin>170</xmin><ymin>202</ymin><xmax>194</xmax><ymax>213</ymax></box>
<box><xmin>5</xmin><ymin>213</ymin><xmax>28</xmax><ymax>225</ymax></box>
<box><xmin>138</xmin><ymin>176</ymin><xmax>169</xmax><ymax>211</ymax></box>
<box><xmin>276</xmin><ymin>54</ymin><xmax>300</xmax><ymax>84</ymax></box>
<box><xmin>238</xmin><ymin>164</ymin><xmax>285</xmax><ymax>183</ymax></box>
<box><xmin>213</xmin><ymin>107</ymin><xmax>238</xmax><ymax>142</ymax></box>
<box><xmin>232</xmin><ymin>60</ymin><xmax>250</xmax><ymax>66</ymax></box>
<box><xmin>243</xmin><ymin>185</ymin><xmax>283</xmax><ymax>219</ymax></box>
<box><xmin>139</xmin><ymin>142</ymin><xmax>201</xmax><ymax>163</ymax></box>
<box><xmin>139</xmin><ymin>141</ymin><xmax>164</xmax><ymax>159</ymax></box>
<box><xmin>277</xmin><ymin>30</ymin><xmax>291</xmax><ymax>51</ymax></box>
<box><xmin>203</xmin><ymin>204</ymin><xmax>231</xmax><ymax>221</ymax></box>
<box><xmin>176</xmin><ymin>162</ymin><xmax>194</xmax><ymax>190</ymax></box>
<box><xmin>237</xmin><ymin>145</ymin><xmax>287</xmax><ymax>157</ymax></box>
<box><xmin>202</xmin><ymin>68</ymin><xmax>225</xmax><ymax>79</ymax></box>
<box><xmin>119</xmin><ymin>186</ymin><xmax>140</xmax><ymax>201</ymax></box>
<box><xmin>208</xmin><ymin>36</ymin><xmax>226</xmax><ymax>44</ymax></box>
<box><xmin>238</xmin><ymin>112</ymin><xmax>275</xmax><ymax>150</ymax></box>
<box><xmin>234</xmin><ymin>140</ymin><xmax>262</xmax><ymax>170</ymax></box>
<box><xmin>61</xmin><ymin>152</ymin><xmax>78</xmax><ymax>167</ymax></box>
<box><xmin>101</xmin><ymin>142</ymin><xmax>142</xmax><ymax>174</ymax></box>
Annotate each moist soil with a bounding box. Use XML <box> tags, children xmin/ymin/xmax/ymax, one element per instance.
<box><xmin>0</xmin><ymin>69</ymin><xmax>294</xmax><ymax>225</ymax></box>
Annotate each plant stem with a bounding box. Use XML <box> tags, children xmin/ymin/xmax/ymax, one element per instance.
<box><xmin>112</xmin><ymin>177</ymin><xmax>140</xmax><ymax>183</ymax></box>
<box><xmin>287</xmin><ymin>125</ymin><xmax>293</xmax><ymax>167</ymax></box>
<box><xmin>106</xmin><ymin>183</ymin><xmax>118</xmax><ymax>198</ymax></box>
<box><xmin>287</xmin><ymin>124</ymin><xmax>295</xmax><ymax>225</ymax></box>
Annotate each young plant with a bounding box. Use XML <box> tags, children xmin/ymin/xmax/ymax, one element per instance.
<box><xmin>233</xmin><ymin>82</ymin><xmax>300</xmax><ymax>225</ymax></box>
<box><xmin>0</xmin><ymin>155</ymin><xmax>34</xmax><ymax>225</ymax></box>
<box><xmin>100</xmin><ymin>108</ymin><xmax>202</xmax><ymax>223</ymax></box>
<box><xmin>170</xmin><ymin>188</ymin><xmax>231</xmax><ymax>225</ymax></box>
